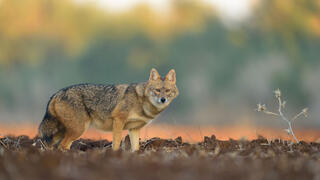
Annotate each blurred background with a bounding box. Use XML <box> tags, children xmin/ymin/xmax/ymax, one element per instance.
<box><xmin>0</xmin><ymin>0</ymin><xmax>320</xmax><ymax>139</ymax></box>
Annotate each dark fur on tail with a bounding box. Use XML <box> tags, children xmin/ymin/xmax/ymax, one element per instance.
<box><xmin>38</xmin><ymin>101</ymin><xmax>66</xmax><ymax>148</ymax></box>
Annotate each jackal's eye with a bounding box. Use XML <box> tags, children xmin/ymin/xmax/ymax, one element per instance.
<box><xmin>165</xmin><ymin>89</ymin><xmax>171</xmax><ymax>93</ymax></box>
<box><xmin>155</xmin><ymin>89</ymin><xmax>161</xmax><ymax>93</ymax></box>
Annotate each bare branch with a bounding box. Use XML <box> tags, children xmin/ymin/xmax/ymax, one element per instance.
<box><xmin>291</xmin><ymin>111</ymin><xmax>305</xmax><ymax>122</ymax></box>
<box><xmin>263</xmin><ymin>110</ymin><xmax>280</xmax><ymax>117</ymax></box>
<box><xmin>37</xmin><ymin>139</ymin><xmax>47</xmax><ymax>150</ymax></box>
<box><xmin>0</xmin><ymin>139</ymin><xmax>8</xmax><ymax>149</ymax></box>
<box><xmin>256</xmin><ymin>89</ymin><xmax>308</xmax><ymax>143</ymax></box>
<box><xmin>277</xmin><ymin>96</ymin><xmax>299</xmax><ymax>143</ymax></box>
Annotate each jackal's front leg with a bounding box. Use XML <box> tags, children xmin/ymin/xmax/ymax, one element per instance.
<box><xmin>129</xmin><ymin>128</ymin><xmax>140</xmax><ymax>152</ymax></box>
<box><xmin>112</xmin><ymin>119</ymin><xmax>124</xmax><ymax>151</ymax></box>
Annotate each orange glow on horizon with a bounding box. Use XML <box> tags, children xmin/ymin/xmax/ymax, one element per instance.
<box><xmin>1</xmin><ymin>123</ymin><xmax>320</xmax><ymax>142</ymax></box>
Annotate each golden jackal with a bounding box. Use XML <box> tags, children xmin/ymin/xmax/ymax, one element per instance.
<box><xmin>38</xmin><ymin>68</ymin><xmax>179</xmax><ymax>151</ymax></box>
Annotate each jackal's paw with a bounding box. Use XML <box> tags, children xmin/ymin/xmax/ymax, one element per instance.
<box><xmin>58</xmin><ymin>146</ymin><xmax>70</xmax><ymax>152</ymax></box>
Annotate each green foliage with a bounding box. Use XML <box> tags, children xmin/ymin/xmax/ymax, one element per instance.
<box><xmin>0</xmin><ymin>0</ymin><xmax>319</xmax><ymax>123</ymax></box>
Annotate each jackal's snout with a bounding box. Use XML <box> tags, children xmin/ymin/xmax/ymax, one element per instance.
<box><xmin>155</xmin><ymin>96</ymin><xmax>168</xmax><ymax>104</ymax></box>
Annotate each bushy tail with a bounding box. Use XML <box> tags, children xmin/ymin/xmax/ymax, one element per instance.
<box><xmin>38</xmin><ymin>112</ymin><xmax>65</xmax><ymax>148</ymax></box>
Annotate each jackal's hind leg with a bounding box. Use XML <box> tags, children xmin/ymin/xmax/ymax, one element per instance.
<box><xmin>58</xmin><ymin>130</ymin><xmax>84</xmax><ymax>151</ymax></box>
<box><xmin>57</xmin><ymin>120</ymin><xmax>89</xmax><ymax>151</ymax></box>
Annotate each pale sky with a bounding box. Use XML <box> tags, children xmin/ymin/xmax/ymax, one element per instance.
<box><xmin>74</xmin><ymin>0</ymin><xmax>255</xmax><ymax>22</ymax></box>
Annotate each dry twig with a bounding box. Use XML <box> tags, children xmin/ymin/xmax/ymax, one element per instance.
<box><xmin>0</xmin><ymin>139</ymin><xmax>8</xmax><ymax>149</ymax></box>
<box><xmin>256</xmin><ymin>89</ymin><xmax>308</xmax><ymax>143</ymax></box>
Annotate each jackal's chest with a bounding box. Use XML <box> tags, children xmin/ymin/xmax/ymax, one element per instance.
<box><xmin>123</xmin><ymin>112</ymin><xmax>154</xmax><ymax>130</ymax></box>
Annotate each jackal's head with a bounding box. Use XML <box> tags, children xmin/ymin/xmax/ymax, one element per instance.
<box><xmin>145</xmin><ymin>68</ymin><xmax>179</xmax><ymax>109</ymax></box>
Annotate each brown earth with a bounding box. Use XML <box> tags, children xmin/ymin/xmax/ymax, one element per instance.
<box><xmin>1</xmin><ymin>135</ymin><xmax>320</xmax><ymax>180</ymax></box>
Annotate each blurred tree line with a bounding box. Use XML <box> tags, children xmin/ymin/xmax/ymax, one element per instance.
<box><xmin>0</xmin><ymin>0</ymin><xmax>319</xmax><ymax>125</ymax></box>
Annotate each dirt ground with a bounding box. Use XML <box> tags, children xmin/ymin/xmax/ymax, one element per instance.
<box><xmin>1</xmin><ymin>135</ymin><xmax>320</xmax><ymax>180</ymax></box>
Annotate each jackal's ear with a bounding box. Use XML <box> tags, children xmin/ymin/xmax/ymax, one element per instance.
<box><xmin>165</xmin><ymin>69</ymin><xmax>176</xmax><ymax>83</ymax></box>
<box><xmin>149</xmin><ymin>68</ymin><xmax>161</xmax><ymax>81</ymax></box>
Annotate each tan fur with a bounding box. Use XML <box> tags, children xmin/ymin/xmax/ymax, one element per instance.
<box><xmin>38</xmin><ymin>68</ymin><xmax>179</xmax><ymax>151</ymax></box>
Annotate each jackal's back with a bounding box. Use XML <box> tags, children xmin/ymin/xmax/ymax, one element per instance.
<box><xmin>53</xmin><ymin>83</ymin><xmax>121</xmax><ymax>118</ymax></box>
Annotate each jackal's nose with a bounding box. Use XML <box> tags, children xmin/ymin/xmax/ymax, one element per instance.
<box><xmin>160</xmin><ymin>97</ymin><xmax>166</xmax><ymax>103</ymax></box>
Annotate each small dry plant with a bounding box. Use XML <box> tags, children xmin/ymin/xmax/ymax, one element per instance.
<box><xmin>256</xmin><ymin>89</ymin><xmax>308</xmax><ymax>143</ymax></box>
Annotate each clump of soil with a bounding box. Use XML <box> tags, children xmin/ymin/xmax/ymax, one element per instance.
<box><xmin>0</xmin><ymin>135</ymin><xmax>320</xmax><ymax>180</ymax></box>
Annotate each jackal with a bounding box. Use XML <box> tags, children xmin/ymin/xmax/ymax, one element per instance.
<box><xmin>38</xmin><ymin>68</ymin><xmax>179</xmax><ymax>151</ymax></box>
